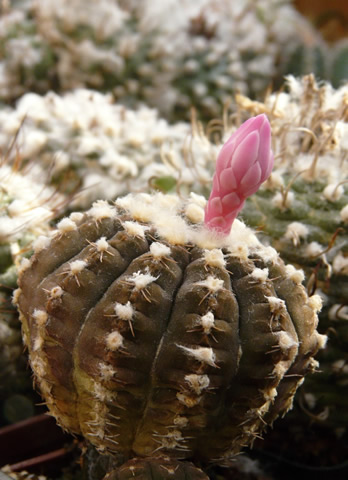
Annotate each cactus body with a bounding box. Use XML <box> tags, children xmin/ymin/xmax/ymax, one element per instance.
<box><xmin>15</xmin><ymin>192</ymin><xmax>325</xmax><ymax>468</ymax></box>
<box><xmin>104</xmin><ymin>457</ymin><xmax>208</xmax><ymax>480</ymax></box>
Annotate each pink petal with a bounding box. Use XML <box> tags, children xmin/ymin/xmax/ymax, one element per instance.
<box><xmin>232</xmin><ymin>130</ymin><xmax>260</xmax><ymax>182</ymax></box>
<box><xmin>262</xmin><ymin>151</ymin><xmax>274</xmax><ymax>183</ymax></box>
<box><xmin>212</xmin><ymin>172</ymin><xmax>220</xmax><ymax>193</ymax></box>
<box><xmin>219</xmin><ymin>167</ymin><xmax>237</xmax><ymax>194</ymax></box>
<box><xmin>240</xmin><ymin>162</ymin><xmax>262</xmax><ymax>196</ymax></box>
<box><xmin>225</xmin><ymin>114</ymin><xmax>265</xmax><ymax>148</ymax></box>
<box><xmin>210</xmin><ymin>196</ymin><xmax>223</xmax><ymax>215</ymax></box>
<box><xmin>222</xmin><ymin>192</ymin><xmax>242</xmax><ymax>210</ymax></box>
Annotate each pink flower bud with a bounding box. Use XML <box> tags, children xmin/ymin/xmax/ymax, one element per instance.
<box><xmin>204</xmin><ymin>114</ymin><xmax>274</xmax><ymax>234</ymax></box>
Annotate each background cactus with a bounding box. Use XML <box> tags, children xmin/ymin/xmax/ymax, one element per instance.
<box><xmin>14</xmin><ymin>187</ymin><xmax>325</xmax><ymax>477</ymax></box>
<box><xmin>0</xmin><ymin>0</ymin><xmax>323</xmax><ymax>119</ymax></box>
<box><xmin>232</xmin><ymin>77</ymin><xmax>348</xmax><ymax>459</ymax></box>
<box><xmin>283</xmin><ymin>37</ymin><xmax>348</xmax><ymax>88</ymax></box>
<box><xmin>0</xmin><ymin>152</ymin><xmax>68</xmax><ymax>425</ymax></box>
<box><xmin>0</xmin><ymin>89</ymin><xmax>214</xmax><ymax>209</ymax></box>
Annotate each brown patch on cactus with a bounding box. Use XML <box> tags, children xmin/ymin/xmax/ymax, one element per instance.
<box><xmin>15</xmin><ymin>193</ymin><xmax>325</xmax><ymax>466</ymax></box>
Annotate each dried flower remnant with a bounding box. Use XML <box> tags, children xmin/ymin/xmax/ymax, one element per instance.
<box><xmin>204</xmin><ymin>114</ymin><xmax>274</xmax><ymax>234</ymax></box>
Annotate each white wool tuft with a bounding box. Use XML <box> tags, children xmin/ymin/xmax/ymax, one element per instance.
<box><xmin>177</xmin><ymin>344</ymin><xmax>218</xmax><ymax>367</ymax></box>
<box><xmin>33</xmin><ymin>235</ymin><xmax>51</xmax><ymax>253</ymax></box>
<box><xmin>113</xmin><ymin>194</ymin><xmax>276</xmax><ymax>261</ymax></box>
<box><xmin>99</xmin><ymin>362</ymin><xmax>116</xmax><ymax>380</ymax></box>
<box><xmin>196</xmin><ymin>276</ymin><xmax>224</xmax><ymax>292</ymax></box>
<box><xmin>95</xmin><ymin>237</ymin><xmax>109</xmax><ymax>252</ymax></box>
<box><xmin>189</xmin><ymin>192</ymin><xmax>207</xmax><ymax>207</ymax></box>
<box><xmin>266</xmin><ymin>296</ymin><xmax>286</xmax><ymax>314</ymax></box>
<box><xmin>323</xmin><ymin>184</ymin><xmax>344</xmax><ymax>202</ymax></box>
<box><xmin>32</xmin><ymin>309</ymin><xmax>48</xmax><ymax>326</ymax></box>
<box><xmin>200</xmin><ymin>312</ymin><xmax>215</xmax><ymax>334</ymax></box>
<box><xmin>127</xmin><ymin>269</ymin><xmax>158</xmax><ymax>290</ymax></box>
<box><xmin>69</xmin><ymin>212</ymin><xmax>84</xmax><ymax>223</ymax></box>
<box><xmin>57</xmin><ymin>217</ymin><xmax>77</xmax><ymax>233</ymax></box>
<box><xmin>204</xmin><ymin>249</ymin><xmax>226</xmax><ymax>268</ymax></box>
<box><xmin>285</xmin><ymin>264</ymin><xmax>305</xmax><ymax>284</ymax></box>
<box><xmin>306</xmin><ymin>241</ymin><xmax>324</xmax><ymax>257</ymax></box>
<box><xmin>70</xmin><ymin>259</ymin><xmax>88</xmax><ymax>274</ymax></box>
<box><xmin>340</xmin><ymin>204</ymin><xmax>348</xmax><ymax>223</ymax></box>
<box><xmin>276</xmin><ymin>331</ymin><xmax>298</xmax><ymax>351</ymax></box>
<box><xmin>114</xmin><ymin>301</ymin><xmax>134</xmax><ymax>321</ymax></box>
<box><xmin>185</xmin><ymin>203</ymin><xmax>205</xmax><ymax>223</ymax></box>
<box><xmin>18</xmin><ymin>257</ymin><xmax>30</xmax><ymax>274</ymax></box>
<box><xmin>12</xmin><ymin>288</ymin><xmax>21</xmax><ymax>306</ymax></box>
<box><xmin>176</xmin><ymin>392</ymin><xmax>200</xmax><ymax>407</ymax></box>
<box><xmin>307</xmin><ymin>294</ymin><xmax>323</xmax><ymax>313</ymax></box>
<box><xmin>251</xmin><ymin>267</ymin><xmax>269</xmax><ymax>283</ymax></box>
<box><xmin>89</xmin><ymin>200</ymin><xmax>116</xmax><ymax>220</ymax></box>
<box><xmin>150</xmin><ymin>242</ymin><xmax>171</xmax><ymax>258</ymax></box>
<box><xmin>106</xmin><ymin>330</ymin><xmax>124</xmax><ymax>351</ymax></box>
<box><xmin>49</xmin><ymin>286</ymin><xmax>64</xmax><ymax>298</ymax></box>
<box><xmin>315</xmin><ymin>332</ymin><xmax>328</xmax><ymax>349</ymax></box>
<box><xmin>123</xmin><ymin>221</ymin><xmax>147</xmax><ymax>238</ymax></box>
<box><xmin>154</xmin><ymin>213</ymin><xmax>189</xmax><ymax>245</ymax></box>
<box><xmin>284</xmin><ymin>222</ymin><xmax>309</xmax><ymax>245</ymax></box>
<box><xmin>33</xmin><ymin>335</ymin><xmax>44</xmax><ymax>352</ymax></box>
<box><xmin>332</xmin><ymin>253</ymin><xmax>348</xmax><ymax>275</ymax></box>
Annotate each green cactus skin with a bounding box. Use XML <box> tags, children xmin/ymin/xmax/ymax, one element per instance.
<box><xmin>330</xmin><ymin>39</ymin><xmax>348</xmax><ymax>88</ymax></box>
<box><xmin>15</xmin><ymin>193</ymin><xmax>325</xmax><ymax>471</ymax></box>
<box><xmin>283</xmin><ymin>38</ymin><xmax>348</xmax><ymax>89</ymax></box>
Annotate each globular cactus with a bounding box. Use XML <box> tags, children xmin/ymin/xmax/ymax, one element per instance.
<box><xmin>14</xmin><ymin>116</ymin><xmax>325</xmax><ymax>478</ymax></box>
<box><xmin>0</xmin><ymin>0</ymin><xmax>321</xmax><ymax>119</ymax></box>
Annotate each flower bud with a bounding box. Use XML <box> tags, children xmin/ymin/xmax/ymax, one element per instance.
<box><xmin>205</xmin><ymin>114</ymin><xmax>274</xmax><ymax>234</ymax></box>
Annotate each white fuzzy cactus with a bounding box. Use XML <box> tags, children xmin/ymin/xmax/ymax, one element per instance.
<box><xmin>0</xmin><ymin>0</ymin><xmax>321</xmax><ymax>118</ymax></box>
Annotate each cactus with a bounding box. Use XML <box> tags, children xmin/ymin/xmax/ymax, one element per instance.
<box><xmin>0</xmin><ymin>150</ymin><xmax>68</xmax><ymax>424</ymax></box>
<box><xmin>104</xmin><ymin>457</ymin><xmax>208</xmax><ymax>479</ymax></box>
<box><xmin>14</xmin><ymin>191</ymin><xmax>325</xmax><ymax>469</ymax></box>
<box><xmin>0</xmin><ymin>89</ymin><xmax>213</xmax><ymax>209</ymax></box>
<box><xmin>14</xmin><ymin>117</ymin><xmax>325</xmax><ymax>477</ymax></box>
<box><xmin>0</xmin><ymin>0</ymin><xmax>321</xmax><ymax>119</ymax></box>
<box><xmin>226</xmin><ymin>76</ymin><xmax>348</xmax><ymax>443</ymax></box>
<box><xmin>283</xmin><ymin>37</ymin><xmax>348</xmax><ymax>88</ymax></box>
